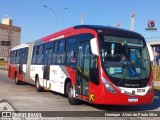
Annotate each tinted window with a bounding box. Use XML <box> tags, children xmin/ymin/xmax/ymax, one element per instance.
<box><xmin>78</xmin><ymin>33</ymin><xmax>94</xmax><ymax>42</ymax></box>
<box><xmin>36</xmin><ymin>45</ymin><xmax>44</xmax><ymax>64</ymax></box>
<box><xmin>15</xmin><ymin>50</ymin><xmax>20</xmax><ymax>63</ymax></box>
<box><xmin>51</xmin><ymin>42</ymin><xmax>58</xmax><ymax>64</ymax></box>
<box><xmin>32</xmin><ymin>45</ymin><xmax>44</xmax><ymax>64</ymax></box>
<box><xmin>32</xmin><ymin>47</ymin><xmax>36</xmax><ymax>64</ymax></box>
<box><xmin>57</xmin><ymin>39</ymin><xmax>66</xmax><ymax>64</ymax></box>
<box><xmin>58</xmin><ymin>39</ymin><xmax>65</xmax><ymax>52</ymax></box>
<box><xmin>21</xmin><ymin>48</ymin><xmax>28</xmax><ymax>64</ymax></box>
<box><xmin>66</xmin><ymin>37</ymin><xmax>77</xmax><ymax>51</ymax></box>
<box><xmin>10</xmin><ymin>51</ymin><xmax>13</xmax><ymax>63</ymax></box>
<box><xmin>12</xmin><ymin>51</ymin><xmax>16</xmax><ymax>63</ymax></box>
<box><xmin>67</xmin><ymin>51</ymin><xmax>76</xmax><ymax>63</ymax></box>
<box><xmin>44</xmin><ymin>48</ymin><xmax>51</xmax><ymax>65</ymax></box>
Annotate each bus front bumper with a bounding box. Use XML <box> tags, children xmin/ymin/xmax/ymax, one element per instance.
<box><xmin>92</xmin><ymin>90</ymin><xmax>154</xmax><ymax>105</ymax></box>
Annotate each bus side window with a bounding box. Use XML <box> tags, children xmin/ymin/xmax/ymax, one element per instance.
<box><xmin>24</xmin><ymin>48</ymin><xmax>28</xmax><ymax>64</ymax></box>
<box><xmin>14</xmin><ymin>51</ymin><xmax>16</xmax><ymax>63</ymax></box>
<box><xmin>31</xmin><ymin>45</ymin><xmax>43</xmax><ymax>65</ymax></box>
<box><xmin>39</xmin><ymin>45</ymin><xmax>44</xmax><ymax>64</ymax></box>
<box><xmin>32</xmin><ymin>47</ymin><xmax>36</xmax><ymax>64</ymax></box>
<box><xmin>43</xmin><ymin>41</ymin><xmax>53</xmax><ymax>65</ymax></box>
<box><xmin>57</xmin><ymin>39</ymin><xmax>66</xmax><ymax>64</ymax></box>
<box><xmin>14</xmin><ymin>50</ymin><xmax>17</xmax><ymax>63</ymax></box>
<box><xmin>91</xmin><ymin>55</ymin><xmax>97</xmax><ymax>68</ymax></box>
<box><xmin>10</xmin><ymin>51</ymin><xmax>13</xmax><ymax>63</ymax></box>
<box><xmin>67</xmin><ymin>51</ymin><xmax>77</xmax><ymax>63</ymax></box>
<box><xmin>66</xmin><ymin>37</ymin><xmax>77</xmax><ymax>63</ymax></box>
<box><xmin>19</xmin><ymin>49</ymin><xmax>23</xmax><ymax>64</ymax></box>
<box><xmin>21</xmin><ymin>48</ymin><xmax>28</xmax><ymax>64</ymax></box>
<box><xmin>35</xmin><ymin>45</ymin><xmax>44</xmax><ymax>64</ymax></box>
<box><xmin>12</xmin><ymin>51</ymin><xmax>14</xmax><ymax>63</ymax></box>
<box><xmin>36</xmin><ymin>46</ymin><xmax>40</xmax><ymax>64</ymax></box>
<box><xmin>15</xmin><ymin>50</ymin><xmax>19</xmax><ymax>64</ymax></box>
<box><xmin>52</xmin><ymin>42</ymin><xmax>58</xmax><ymax>64</ymax></box>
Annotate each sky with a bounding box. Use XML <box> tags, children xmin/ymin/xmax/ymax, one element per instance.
<box><xmin>0</xmin><ymin>0</ymin><xmax>160</xmax><ymax>44</ymax></box>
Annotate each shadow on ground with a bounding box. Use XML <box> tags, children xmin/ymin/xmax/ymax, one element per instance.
<box><xmin>26</xmin><ymin>83</ymin><xmax>160</xmax><ymax>111</ymax></box>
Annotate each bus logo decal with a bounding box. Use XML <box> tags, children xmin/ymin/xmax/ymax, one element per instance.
<box><xmin>132</xmin><ymin>90</ymin><xmax>136</xmax><ymax>95</ymax></box>
<box><xmin>50</xmin><ymin>35</ymin><xmax>64</xmax><ymax>41</ymax></box>
<box><xmin>89</xmin><ymin>94</ymin><xmax>95</xmax><ymax>102</ymax></box>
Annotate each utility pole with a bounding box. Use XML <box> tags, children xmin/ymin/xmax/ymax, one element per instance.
<box><xmin>80</xmin><ymin>13</ymin><xmax>84</xmax><ymax>25</ymax></box>
<box><xmin>43</xmin><ymin>5</ymin><xmax>68</xmax><ymax>32</ymax></box>
<box><xmin>116</xmin><ymin>20</ymin><xmax>120</xmax><ymax>28</ymax></box>
<box><xmin>130</xmin><ymin>12</ymin><xmax>135</xmax><ymax>31</ymax></box>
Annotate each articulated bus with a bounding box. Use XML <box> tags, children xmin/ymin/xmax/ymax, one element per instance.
<box><xmin>8</xmin><ymin>25</ymin><xmax>154</xmax><ymax>105</ymax></box>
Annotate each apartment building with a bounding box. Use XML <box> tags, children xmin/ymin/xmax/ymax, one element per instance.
<box><xmin>0</xmin><ymin>17</ymin><xmax>21</xmax><ymax>60</ymax></box>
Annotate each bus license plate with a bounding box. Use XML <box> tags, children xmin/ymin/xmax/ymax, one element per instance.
<box><xmin>128</xmin><ymin>98</ymin><xmax>138</xmax><ymax>102</ymax></box>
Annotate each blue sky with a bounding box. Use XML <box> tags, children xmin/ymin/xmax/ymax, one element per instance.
<box><xmin>0</xmin><ymin>0</ymin><xmax>160</xmax><ymax>43</ymax></box>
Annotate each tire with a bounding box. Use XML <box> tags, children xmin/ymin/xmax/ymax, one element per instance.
<box><xmin>67</xmin><ymin>82</ymin><xmax>80</xmax><ymax>105</ymax></box>
<box><xmin>15</xmin><ymin>74</ymin><xmax>21</xmax><ymax>85</ymax></box>
<box><xmin>35</xmin><ymin>76</ymin><xmax>44</xmax><ymax>92</ymax></box>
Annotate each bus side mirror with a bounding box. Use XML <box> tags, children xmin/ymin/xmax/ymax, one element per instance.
<box><xmin>147</xmin><ymin>44</ymin><xmax>154</xmax><ymax>61</ymax></box>
<box><xmin>90</xmin><ymin>38</ymin><xmax>99</xmax><ymax>56</ymax></box>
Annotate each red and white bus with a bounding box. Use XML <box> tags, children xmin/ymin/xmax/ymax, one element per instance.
<box><xmin>8</xmin><ymin>25</ymin><xmax>154</xmax><ymax>105</ymax></box>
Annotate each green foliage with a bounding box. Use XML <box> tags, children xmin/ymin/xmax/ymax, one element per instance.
<box><xmin>0</xmin><ymin>61</ymin><xmax>7</xmax><ymax>66</ymax></box>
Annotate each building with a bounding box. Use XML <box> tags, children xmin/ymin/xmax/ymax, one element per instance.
<box><xmin>147</xmin><ymin>40</ymin><xmax>160</xmax><ymax>53</ymax></box>
<box><xmin>0</xmin><ymin>17</ymin><xmax>21</xmax><ymax>60</ymax></box>
<box><xmin>147</xmin><ymin>40</ymin><xmax>160</xmax><ymax>66</ymax></box>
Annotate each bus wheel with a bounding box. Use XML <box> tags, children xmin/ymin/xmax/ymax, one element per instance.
<box><xmin>15</xmin><ymin>75</ymin><xmax>21</xmax><ymax>85</ymax></box>
<box><xmin>35</xmin><ymin>76</ymin><xmax>44</xmax><ymax>92</ymax></box>
<box><xmin>67</xmin><ymin>82</ymin><xmax>80</xmax><ymax>105</ymax></box>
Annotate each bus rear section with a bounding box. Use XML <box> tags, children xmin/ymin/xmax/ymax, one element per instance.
<box><xmin>8</xmin><ymin>44</ymin><xmax>29</xmax><ymax>85</ymax></box>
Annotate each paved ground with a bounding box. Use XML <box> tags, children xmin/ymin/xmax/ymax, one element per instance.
<box><xmin>0</xmin><ymin>70</ymin><xmax>160</xmax><ymax>120</ymax></box>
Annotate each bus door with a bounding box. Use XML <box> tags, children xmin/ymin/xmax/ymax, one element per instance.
<box><xmin>76</xmin><ymin>42</ymin><xmax>91</xmax><ymax>99</ymax></box>
<box><xmin>17</xmin><ymin>49</ymin><xmax>23</xmax><ymax>75</ymax></box>
<box><xmin>18</xmin><ymin>50</ymin><xmax>23</xmax><ymax>79</ymax></box>
<box><xmin>18</xmin><ymin>48</ymin><xmax>27</xmax><ymax>81</ymax></box>
<box><xmin>43</xmin><ymin>46</ymin><xmax>53</xmax><ymax>89</ymax></box>
<box><xmin>19</xmin><ymin>48</ymin><xmax>28</xmax><ymax>82</ymax></box>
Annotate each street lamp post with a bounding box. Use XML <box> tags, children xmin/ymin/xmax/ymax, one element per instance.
<box><xmin>43</xmin><ymin>5</ymin><xmax>67</xmax><ymax>32</ymax></box>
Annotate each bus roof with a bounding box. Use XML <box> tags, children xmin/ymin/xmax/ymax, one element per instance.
<box><xmin>11</xmin><ymin>43</ymin><xmax>29</xmax><ymax>51</ymax></box>
<box><xmin>74</xmin><ymin>25</ymin><xmax>143</xmax><ymax>38</ymax></box>
<box><xmin>35</xmin><ymin>25</ymin><xmax>144</xmax><ymax>44</ymax></box>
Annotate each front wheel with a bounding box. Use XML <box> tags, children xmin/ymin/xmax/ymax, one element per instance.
<box><xmin>67</xmin><ymin>82</ymin><xmax>80</xmax><ymax>105</ymax></box>
<box><xmin>15</xmin><ymin>75</ymin><xmax>21</xmax><ymax>85</ymax></box>
<box><xmin>35</xmin><ymin>76</ymin><xmax>44</xmax><ymax>92</ymax></box>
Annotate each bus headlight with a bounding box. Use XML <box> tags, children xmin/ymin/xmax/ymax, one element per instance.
<box><xmin>101</xmin><ymin>77</ymin><xmax>117</xmax><ymax>94</ymax></box>
<box><xmin>148</xmin><ymin>81</ymin><xmax>154</xmax><ymax>93</ymax></box>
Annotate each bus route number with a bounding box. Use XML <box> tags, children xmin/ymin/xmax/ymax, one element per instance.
<box><xmin>137</xmin><ymin>89</ymin><xmax>145</xmax><ymax>93</ymax></box>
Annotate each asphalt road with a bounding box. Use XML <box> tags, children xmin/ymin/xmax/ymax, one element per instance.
<box><xmin>0</xmin><ymin>70</ymin><xmax>160</xmax><ymax>120</ymax></box>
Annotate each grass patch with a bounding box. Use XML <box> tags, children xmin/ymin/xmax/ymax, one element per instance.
<box><xmin>0</xmin><ymin>61</ymin><xmax>7</xmax><ymax>66</ymax></box>
<box><xmin>154</xmin><ymin>86</ymin><xmax>160</xmax><ymax>91</ymax></box>
<box><xmin>152</xmin><ymin>66</ymin><xmax>160</xmax><ymax>81</ymax></box>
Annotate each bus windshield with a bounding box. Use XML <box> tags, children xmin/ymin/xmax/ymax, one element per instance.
<box><xmin>100</xmin><ymin>35</ymin><xmax>150</xmax><ymax>80</ymax></box>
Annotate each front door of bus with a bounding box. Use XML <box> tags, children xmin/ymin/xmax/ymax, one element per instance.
<box><xmin>76</xmin><ymin>42</ymin><xmax>90</xmax><ymax>97</ymax></box>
